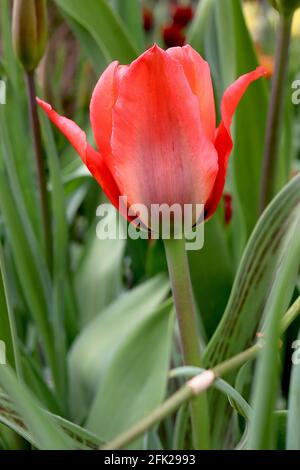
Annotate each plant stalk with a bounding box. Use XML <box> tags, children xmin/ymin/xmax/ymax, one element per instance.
<box><xmin>25</xmin><ymin>71</ymin><xmax>52</xmax><ymax>272</ymax></box>
<box><xmin>164</xmin><ymin>237</ymin><xmax>210</xmax><ymax>450</ymax></box>
<box><xmin>260</xmin><ymin>14</ymin><xmax>293</xmax><ymax>212</ymax></box>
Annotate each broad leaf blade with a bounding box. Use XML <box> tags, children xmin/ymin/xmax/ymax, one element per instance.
<box><xmin>75</xmin><ymin>210</ymin><xmax>126</xmax><ymax>326</ymax></box>
<box><xmin>69</xmin><ymin>275</ymin><xmax>170</xmax><ymax>423</ymax></box>
<box><xmin>54</xmin><ymin>0</ymin><xmax>138</xmax><ymax>63</ymax></box>
<box><xmin>86</xmin><ymin>300</ymin><xmax>174</xmax><ymax>448</ymax></box>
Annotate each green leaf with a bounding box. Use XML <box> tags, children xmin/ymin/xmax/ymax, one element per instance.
<box><xmin>230</xmin><ymin>0</ymin><xmax>268</xmax><ymax>243</ymax></box>
<box><xmin>214</xmin><ymin>0</ymin><xmax>236</xmax><ymax>89</ymax></box>
<box><xmin>191</xmin><ymin>0</ymin><xmax>268</xmax><ymax>253</ymax></box>
<box><xmin>219</xmin><ymin>0</ymin><xmax>268</xmax><ymax>250</ymax></box>
<box><xmin>276</xmin><ymin>101</ymin><xmax>294</xmax><ymax>193</ymax></box>
<box><xmin>20</xmin><ymin>354</ymin><xmax>63</xmax><ymax>415</ymax></box>
<box><xmin>49</xmin><ymin>414</ymin><xmax>104</xmax><ymax>449</ymax></box>
<box><xmin>0</xmin><ymin>391</ymin><xmax>37</xmax><ymax>448</ymax></box>
<box><xmin>0</xmin><ymin>245</ymin><xmax>19</xmax><ymax>372</ymax></box>
<box><xmin>0</xmin><ymin>95</ymin><xmax>40</xmax><ymax>241</ymax></box>
<box><xmin>40</xmin><ymin>113</ymin><xmax>70</xmax><ymax>394</ymax></box>
<box><xmin>287</xmin><ymin>330</ymin><xmax>300</xmax><ymax>449</ymax></box>
<box><xmin>0</xmin><ymin>389</ymin><xmax>104</xmax><ymax>449</ymax></box>
<box><xmin>274</xmin><ymin>410</ymin><xmax>287</xmax><ymax>450</ymax></box>
<box><xmin>62</xmin><ymin>14</ymin><xmax>108</xmax><ymax>75</ymax></box>
<box><xmin>0</xmin><ymin>168</ymin><xmax>55</xmax><ymax>370</ymax></box>
<box><xmin>0</xmin><ymin>104</ymin><xmax>59</xmax><ymax>387</ymax></box>
<box><xmin>248</xmin><ymin>216</ymin><xmax>300</xmax><ymax>449</ymax></box>
<box><xmin>86</xmin><ymin>300</ymin><xmax>174</xmax><ymax>448</ymax></box>
<box><xmin>40</xmin><ymin>110</ymin><xmax>68</xmax><ymax>286</ymax></box>
<box><xmin>0</xmin><ymin>366</ymin><xmax>73</xmax><ymax>450</ymax></box>
<box><xmin>54</xmin><ymin>0</ymin><xmax>138</xmax><ymax>64</ymax></box>
<box><xmin>205</xmin><ymin>175</ymin><xmax>300</xmax><ymax>363</ymax></box>
<box><xmin>204</xmin><ymin>174</ymin><xmax>300</xmax><ymax>447</ymax></box>
<box><xmin>189</xmin><ymin>212</ymin><xmax>233</xmax><ymax>339</ymax></box>
<box><xmin>172</xmin><ymin>404</ymin><xmax>189</xmax><ymax>450</ymax></box>
<box><xmin>0</xmin><ymin>0</ymin><xmax>19</xmax><ymax>89</ymax></box>
<box><xmin>69</xmin><ymin>275</ymin><xmax>170</xmax><ymax>423</ymax></box>
<box><xmin>188</xmin><ymin>0</ymin><xmax>215</xmax><ymax>55</ymax></box>
<box><xmin>114</xmin><ymin>0</ymin><xmax>145</xmax><ymax>53</ymax></box>
<box><xmin>75</xmin><ymin>209</ymin><xmax>126</xmax><ymax>326</ymax></box>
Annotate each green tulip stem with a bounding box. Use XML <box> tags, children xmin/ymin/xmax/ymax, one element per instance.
<box><xmin>163</xmin><ymin>237</ymin><xmax>210</xmax><ymax>450</ymax></box>
<box><xmin>25</xmin><ymin>71</ymin><xmax>52</xmax><ymax>272</ymax></box>
<box><xmin>260</xmin><ymin>13</ymin><xmax>293</xmax><ymax>211</ymax></box>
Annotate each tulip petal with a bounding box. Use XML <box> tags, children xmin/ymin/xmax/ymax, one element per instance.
<box><xmin>205</xmin><ymin>66</ymin><xmax>266</xmax><ymax>219</ymax></box>
<box><xmin>110</xmin><ymin>45</ymin><xmax>218</xmax><ymax>211</ymax></box>
<box><xmin>220</xmin><ymin>66</ymin><xmax>266</xmax><ymax>133</ymax></box>
<box><xmin>37</xmin><ymin>98</ymin><xmax>88</xmax><ymax>163</ymax></box>
<box><xmin>166</xmin><ymin>45</ymin><xmax>216</xmax><ymax>141</ymax></box>
<box><xmin>90</xmin><ymin>61</ymin><xmax>128</xmax><ymax>159</ymax></box>
<box><xmin>36</xmin><ymin>98</ymin><xmax>121</xmax><ymax>210</ymax></box>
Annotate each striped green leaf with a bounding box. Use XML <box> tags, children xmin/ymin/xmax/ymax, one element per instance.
<box><xmin>204</xmin><ymin>174</ymin><xmax>300</xmax><ymax>447</ymax></box>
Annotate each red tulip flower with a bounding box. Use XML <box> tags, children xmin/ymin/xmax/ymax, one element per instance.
<box><xmin>172</xmin><ymin>5</ymin><xmax>194</xmax><ymax>28</ymax></box>
<box><xmin>162</xmin><ymin>23</ymin><xmax>186</xmax><ymax>48</ymax></box>
<box><xmin>37</xmin><ymin>45</ymin><xmax>265</xmax><ymax>227</ymax></box>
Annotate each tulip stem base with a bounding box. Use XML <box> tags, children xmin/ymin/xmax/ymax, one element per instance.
<box><xmin>25</xmin><ymin>71</ymin><xmax>52</xmax><ymax>272</ymax></box>
<box><xmin>164</xmin><ymin>238</ymin><xmax>210</xmax><ymax>450</ymax></box>
<box><xmin>260</xmin><ymin>13</ymin><xmax>293</xmax><ymax>212</ymax></box>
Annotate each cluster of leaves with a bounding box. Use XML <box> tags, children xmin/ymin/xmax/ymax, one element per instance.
<box><xmin>0</xmin><ymin>0</ymin><xmax>300</xmax><ymax>450</ymax></box>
